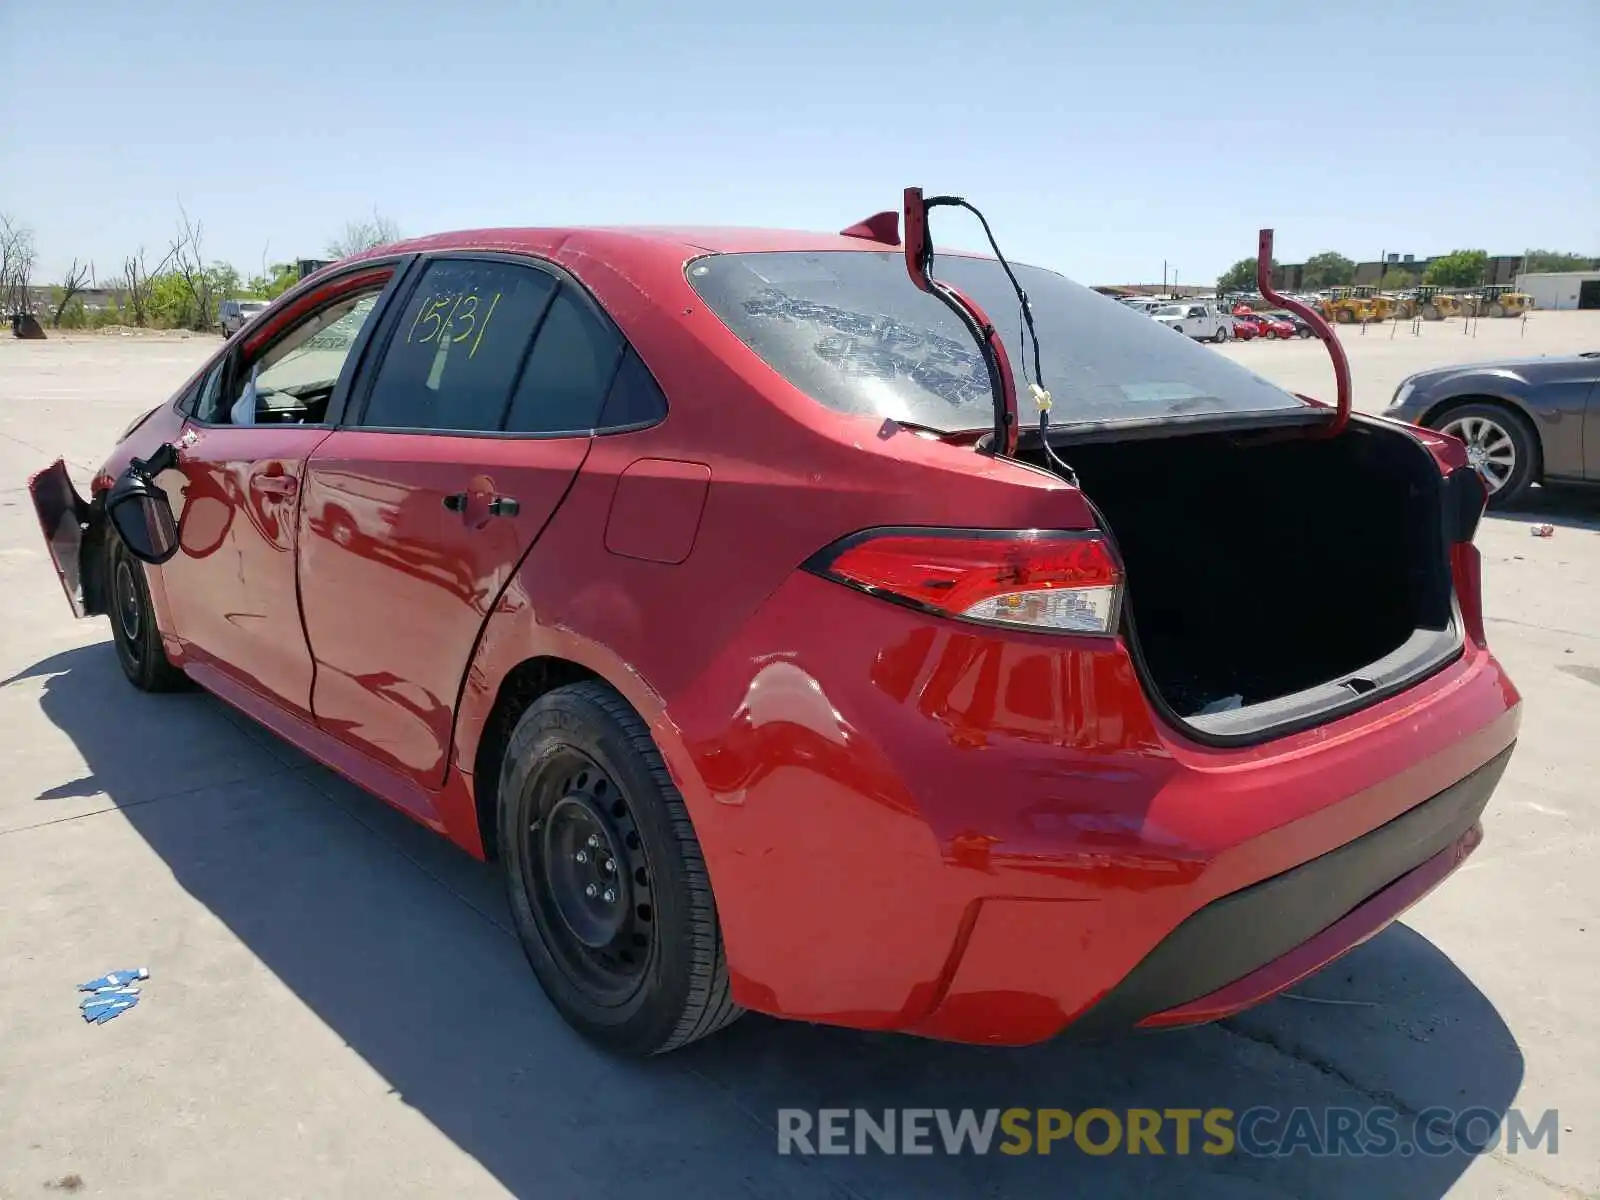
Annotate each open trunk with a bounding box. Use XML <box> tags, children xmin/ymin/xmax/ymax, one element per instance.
<box><xmin>1027</xmin><ymin>418</ymin><xmax>1464</xmax><ymax>743</ymax></box>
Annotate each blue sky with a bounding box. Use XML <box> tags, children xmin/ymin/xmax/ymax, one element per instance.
<box><xmin>2</xmin><ymin>0</ymin><xmax>1595</xmax><ymax>287</ymax></box>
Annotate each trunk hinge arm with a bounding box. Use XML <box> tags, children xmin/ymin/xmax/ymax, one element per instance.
<box><xmin>1257</xmin><ymin>228</ymin><xmax>1352</xmax><ymax>438</ymax></box>
<box><xmin>903</xmin><ymin>187</ymin><xmax>1021</xmax><ymax>457</ymax></box>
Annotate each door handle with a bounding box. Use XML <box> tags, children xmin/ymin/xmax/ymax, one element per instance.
<box><xmin>253</xmin><ymin>474</ymin><xmax>298</xmax><ymax>496</ymax></box>
<box><xmin>488</xmin><ymin>496</ymin><xmax>520</xmax><ymax>517</ymax></box>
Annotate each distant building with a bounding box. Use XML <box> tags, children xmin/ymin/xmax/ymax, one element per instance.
<box><xmin>1515</xmin><ymin>271</ymin><xmax>1600</xmax><ymax>311</ymax></box>
<box><xmin>1276</xmin><ymin>252</ymin><xmax>1575</xmax><ymax>290</ymax></box>
<box><xmin>22</xmin><ymin>285</ymin><xmax>126</xmax><ymax>314</ymax></box>
<box><xmin>1094</xmin><ymin>283</ymin><xmax>1211</xmax><ymax>299</ymax></box>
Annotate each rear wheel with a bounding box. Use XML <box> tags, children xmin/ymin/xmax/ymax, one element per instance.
<box><xmin>498</xmin><ymin>682</ymin><xmax>741</xmax><ymax>1054</ymax></box>
<box><xmin>1297</xmin><ymin>325</ymin><xmax>1313</xmax><ymax>338</ymax></box>
<box><xmin>1434</xmin><ymin>402</ymin><xmax>1538</xmax><ymax>507</ymax></box>
<box><xmin>1488</xmin><ymin>302</ymin><xmax>1506</xmax><ymax>318</ymax></box>
<box><xmin>1212</xmin><ymin>326</ymin><xmax>1228</xmax><ymax>343</ymax></box>
<box><xmin>107</xmin><ymin>534</ymin><xmax>187</xmax><ymax>692</ymax></box>
<box><xmin>1423</xmin><ymin>303</ymin><xmax>1441</xmax><ymax>320</ymax></box>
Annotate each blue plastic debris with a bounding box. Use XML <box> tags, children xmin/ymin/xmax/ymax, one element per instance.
<box><xmin>78</xmin><ymin>968</ymin><xmax>148</xmax><ymax>992</ymax></box>
<box><xmin>78</xmin><ymin>969</ymin><xmax>149</xmax><ymax>1024</ymax></box>
<box><xmin>81</xmin><ymin>992</ymin><xmax>140</xmax><ymax>1024</ymax></box>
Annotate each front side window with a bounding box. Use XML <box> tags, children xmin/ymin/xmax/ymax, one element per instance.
<box><xmin>687</xmin><ymin>251</ymin><xmax>1307</xmax><ymax>429</ymax></box>
<box><xmin>359</xmin><ymin>259</ymin><xmax>556</xmax><ymax>432</ymax></box>
<box><xmin>203</xmin><ymin>283</ymin><xmax>387</xmax><ymax>425</ymax></box>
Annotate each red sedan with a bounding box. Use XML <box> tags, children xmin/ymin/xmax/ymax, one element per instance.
<box><xmin>1252</xmin><ymin>313</ymin><xmax>1298</xmax><ymax>339</ymax></box>
<box><xmin>30</xmin><ymin>197</ymin><xmax>1518</xmax><ymax>1055</ymax></box>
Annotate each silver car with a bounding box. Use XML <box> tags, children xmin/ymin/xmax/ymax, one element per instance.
<box><xmin>218</xmin><ymin>298</ymin><xmax>268</xmax><ymax>338</ymax></box>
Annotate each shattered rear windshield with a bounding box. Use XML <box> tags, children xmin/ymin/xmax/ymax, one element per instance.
<box><xmin>686</xmin><ymin>251</ymin><xmax>1308</xmax><ymax>429</ymax></box>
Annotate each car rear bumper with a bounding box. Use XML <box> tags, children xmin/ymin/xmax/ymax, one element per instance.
<box><xmin>1077</xmin><ymin>744</ymin><xmax>1507</xmax><ymax>1032</ymax></box>
<box><xmin>670</xmin><ymin>572</ymin><xmax>1521</xmax><ymax>1043</ymax></box>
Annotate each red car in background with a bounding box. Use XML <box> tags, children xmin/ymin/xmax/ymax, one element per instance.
<box><xmin>1229</xmin><ymin>314</ymin><xmax>1262</xmax><ymax>339</ymax></box>
<box><xmin>30</xmin><ymin>195</ymin><xmax>1518</xmax><ymax>1056</ymax></box>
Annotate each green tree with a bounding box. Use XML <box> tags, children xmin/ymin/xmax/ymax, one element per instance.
<box><xmin>1217</xmin><ymin>256</ymin><xmax>1273</xmax><ymax>294</ymax></box>
<box><xmin>1522</xmin><ymin>250</ymin><xmax>1595</xmax><ymax>273</ymax></box>
<box><xmin>148</xmin><ymin>270</ymin><xmax>193</xmax><ymax>328</ymax></box>
<box><xmin>205</xmin><ymin>261</ymin><xmax>242</xmax><ymax>321</ymax></box>
<box><xmin>1379</xmin><ymin>269</ymin><xmax>1416</xmax><ymax>291</ymax></box>
<box><xmin>1423</xmin><ymin>250</ymin><xmax>1489</xmax><ymax>287</ymax></box>
<box><xmin>1300</xmin><ymin>251</ymin><xmax>1357</xmax><ymax>289</ymax></box>
<box><xmin>246</xmin><ymin>262</ymin><xmax>298</xmax><ymax>300</ymax></box>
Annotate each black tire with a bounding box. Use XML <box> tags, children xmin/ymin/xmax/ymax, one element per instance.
<box><xmin>1430</xmin><ymin>401</ymin><xmax>1539</xmax><ymax>509</ymax></box>
<box><xmin>1212</xmin><ymin>325</ymin><xmax>1228</xmax><ymax>343</ymax></box>
<box><xmin>106</xmin><ymin>534</ymin><xmax>188</xmax><ymax>692</ymax></box>
<box><xmin>498</xmin><ymin>681</ymin><xmax>740</xmax><ymax>1055</ymax></box>
<box><xmin>1297</xmin><ymin>326</ymin><xmax>1313</xmax><ymax>338</ymax></box>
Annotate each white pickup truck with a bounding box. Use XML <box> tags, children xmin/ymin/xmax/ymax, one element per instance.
<box><xmin>1152</xmin><ymin>302</ymin><xmax>1233</xmax><ymax>343</ymax></box>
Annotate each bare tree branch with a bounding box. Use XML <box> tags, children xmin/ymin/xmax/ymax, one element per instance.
<box><xmin>51</xmin><ymin>258</ymin><xmax>94</xmax><ymax>327</ymax></box>
<box><xmin>326</xmin><ymin>208</ymin><xmax>401</xmax><ymax>259</ymax></box>
<box><xmin>170</xmin><ymin>203</ymin><xmax>214</xmax><ymax>330</ymax></box>
<box><xmin>0</xmin><ymin>213</ymin><xmax>39</xmax><ymax>315</ymax></box>
<box><xmin>122</xmin><ymin>244</ymin><xmax>178</xmax><ymax>328</ymax></box>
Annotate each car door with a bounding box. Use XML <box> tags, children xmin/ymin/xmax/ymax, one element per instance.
<box><xmin>298</xmin><ymin>254</ymin><xmax>627</xmax><ymax>787</ymax></box>
<box><xmin>1582</xmin><ymin>367</ymin><xmax>1600</xmax><ymax>481</ymax></box>
<box><xmin>159</xmin><ymin>264</ymin><xmax>403</xmax><ymax>719</ymax></box>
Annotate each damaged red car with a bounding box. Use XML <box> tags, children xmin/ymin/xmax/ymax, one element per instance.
<box><xmin>29</xmin><ymin>192</ymin><xmax>1519</xmax><ymax>1055</ymax></box>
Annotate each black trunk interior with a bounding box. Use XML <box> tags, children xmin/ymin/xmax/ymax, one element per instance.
<box><xmin>1041</xmin><ymin>422</ymin><xmax>1455</xmax><ymax>724</ymax></box>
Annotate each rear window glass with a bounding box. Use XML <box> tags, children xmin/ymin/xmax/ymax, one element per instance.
<box><xmin>686</xmin><ymin>251</ymin><xmax>1307</xmax><ymax>429</ymax></box>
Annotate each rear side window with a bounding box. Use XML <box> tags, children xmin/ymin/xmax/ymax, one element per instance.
<box><xmin>360</xmin><ymin>259</ymin><xmax>555</xmax><ymax>432</ymax></box>
<box><xmin>502</xmin><ymin>285</ymin><xmax>623</xmax><ymax>434</ymax></box>
<box><xmin>598</xmin><ymin>348</ymin><xmax>668</xmax><ymax>428</ymax></box>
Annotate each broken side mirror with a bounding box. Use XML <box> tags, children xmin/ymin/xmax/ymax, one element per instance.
<box><xmin>105</xmin><ymin>444</ymin><xmax>181</xmax><ymax>565</ymax></box>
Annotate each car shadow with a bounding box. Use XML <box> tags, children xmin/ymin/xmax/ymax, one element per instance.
<box><xmin>12</xmin><ymin>643</ymin><xmax>1527</xmax><ymax>1200</ymax></box>
<box><xmin>1493</xmin><ymin>483</ymin><xmax>1600</xmax><ymax>532</ymax></box>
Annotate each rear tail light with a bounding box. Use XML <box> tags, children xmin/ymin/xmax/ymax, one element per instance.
<box><xmin>803</xmin><ymin>528</ymin><xmax>1123</xmax><ymax>635</ymax></box>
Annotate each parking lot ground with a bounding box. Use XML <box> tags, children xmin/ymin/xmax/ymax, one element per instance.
<box><xmin>1</xmin><ymin>316</ymin><xmax>1597</xmax><ymax>1199</ymax></box>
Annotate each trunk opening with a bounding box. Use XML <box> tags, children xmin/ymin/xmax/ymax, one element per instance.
<box><xmin>1024</xmin><ymin>418</ymin><xmax>1462</xmax><ymax>743</ymax></box>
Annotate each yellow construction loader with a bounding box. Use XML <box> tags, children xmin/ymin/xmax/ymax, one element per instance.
<box><xmin>1393</xmin><ymin>286</ymin><xmax>1462</xmax><ymax>321</ymax></box>
<box><xmin>1462</xmin><ymin>286</ymin><xmax>1533</xmax><ymax>318</ymax></box>
<box><xmin>1317</xmin><ymin>287</ymin><xmax>1392</xmax><ymax>324</ymax></box>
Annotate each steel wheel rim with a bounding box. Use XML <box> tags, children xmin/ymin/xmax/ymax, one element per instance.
<box><xmin>1442</xmin><ymin>415</ymin><xmax>1517</xmax><ymax>493</ymax></box>
<box><xmin>114</xmin><ymin>558</ymin><xmax>142</xmax><ymax>646</ymax></box>
<box><xmin>522</xmin><ymin>747</ymin><xmax>656</xmax><ymax>1005</ymax></box>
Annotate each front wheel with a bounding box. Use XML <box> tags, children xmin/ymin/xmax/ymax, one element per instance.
<box><xmin>107</xmin><ymin>534</ymin><xmax>188</xmax><ymax>691</ymax></box>
<box><xmin>498</xmin><ymin>682</ymin><xmax>741</xmax><ymax>1055</ymax></box>
<box><xmin>1434</xmin><ymin>402</ymin><xmax>1538</xmax><ymax>508</ymax></box>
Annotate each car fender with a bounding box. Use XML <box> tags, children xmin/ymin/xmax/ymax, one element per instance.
<box><xmin>447</xmin><ymin>562</ymin><xmax>709</xmax><ymax>853</ymax></box>
<box><xmin>1417</xmin><ymin>369</ymin><xmax>1579</xmax><ymax>478</ymax></box>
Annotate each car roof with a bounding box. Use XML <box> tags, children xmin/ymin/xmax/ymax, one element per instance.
<box><xmin>351</xmin><ymin>225</ymin><xmax>910</xmax><ymax>269</ymax></box>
